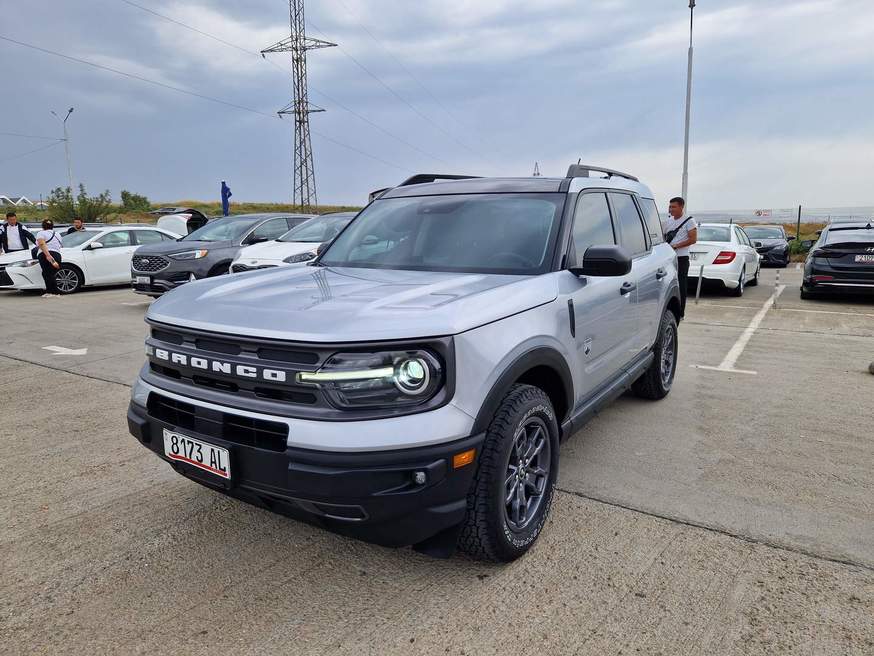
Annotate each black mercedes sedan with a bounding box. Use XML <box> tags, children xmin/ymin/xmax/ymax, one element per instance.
<box><xmin>801</xmin><ymin>221</ymin><xmax>874</xmax><ymax>299</ymax></box>
<box><xmin>744</xmin><ymin>225</ymin><xmax>793</xmax><ymax>267</ymax></box>
<box><xmin>131</xmin><ymin>213</ymin><xmax>314</xmax><ymax>297</ymax></box>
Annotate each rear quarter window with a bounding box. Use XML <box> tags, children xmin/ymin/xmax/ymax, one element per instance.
<box><xmin>639</xmin><ymin>198</ymin><xmax>664</xmax><ymax>245</ymax></box>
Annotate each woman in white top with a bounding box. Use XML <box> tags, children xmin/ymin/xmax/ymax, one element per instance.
<box><xmin>35</xmin><ymin>219</ymin><xmax>64</xmax><ymax>297</ymax></box>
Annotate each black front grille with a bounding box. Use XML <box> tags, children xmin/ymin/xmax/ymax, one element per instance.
<box><xmin>147</xmin><ymin>392</ymin><xmax>288</xmax><ymax>452</ymax></box>
<box><xmin>133</xmin><ymin>255</ymin><xmax>170</xmax><ymax>273</ymax></box>
<box><xmin>231</xmin><ymin>263</ymin><xmax>276</xmax><ymax>274</ymax></box>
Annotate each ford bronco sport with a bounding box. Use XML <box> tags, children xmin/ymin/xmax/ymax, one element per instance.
<box><xmin>127</xmin><ymin>165</ymin><xmax>681</xmax><ymax>562</ymax></box>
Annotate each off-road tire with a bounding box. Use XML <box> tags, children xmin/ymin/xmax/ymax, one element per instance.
<box><xmin>632</xmin><ymin>309</ymin><xmax>678</xmax><ymax>400</ymax></box>
<box><xmin>457</xmin><ymin>384</ymin><xmax>559</xmax><ymax>562</ymax></box>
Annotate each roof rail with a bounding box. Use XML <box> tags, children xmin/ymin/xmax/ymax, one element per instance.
<box><xmin>566</xmin><ymin>164</ymin><xmax>639</xmax><ymax>182</ymax></box>
<box><xmin>398</xmin><ymin>174</ymin><xmax>481</xmax><ymax>187</ymax></box>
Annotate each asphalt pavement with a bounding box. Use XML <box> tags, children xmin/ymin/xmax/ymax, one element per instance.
<box><xmin>1</xmin><ymin>268</ymin><xmax>873</xmax><ymax>655</ymax></box>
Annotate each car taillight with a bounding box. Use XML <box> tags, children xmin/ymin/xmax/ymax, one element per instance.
<box><xmin>811</xmin><ymin>275</ymin><xmax>834</xmax><ymax>282</ymax></box>
<box><xmin>713</xmin><ymin>251</ymin><xmax>736</xmax><ymax>265</ymax></box>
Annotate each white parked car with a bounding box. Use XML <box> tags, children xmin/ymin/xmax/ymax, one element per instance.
<box><xmin>0</xmin><ymin>225</ymin><xmax>181</xmax><ymax>294</ymax></box>
<box><xmin>230</xmin><ymin>212</ymin><xmax>356</xmax><ymax>273</ymax></box>
<box><xmin>688</xmin><ymin>223</ymin><xmax>761</xmax><ymax>296</ymax></box>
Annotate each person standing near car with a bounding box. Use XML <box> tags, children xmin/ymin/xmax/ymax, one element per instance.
<box><xmin>662</xmin><ymin>197</ymin><xmax>697</xmax><ymax>320</ymax></box>
<box><xmin>1</xmin><ymin>211</ymin><xmax>36</xmax><ymax>255</ymax></box>
<box><xmin>65</xmin><ymin>217</ymin><xmax>85</xmax><ymax>235</ymax></box>
<box><xmin>35</xmin><ymin>219</ymin><xmax>63</xmax><ymax>298</ymax></box>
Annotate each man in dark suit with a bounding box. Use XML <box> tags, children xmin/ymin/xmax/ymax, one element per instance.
<box><xmin>1</xmin><ymin>211</ymin><xmax>36</xmax><ymax>255</ymax></box>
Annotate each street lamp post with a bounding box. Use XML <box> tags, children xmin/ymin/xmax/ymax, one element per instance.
<box><xmin>51</xmin><ymin>107</ymin><xmax>75</xmax><ymax>199</ymax></box>
<box><xmin>681</xmin><ymin>1</ymin><xmax>695</xmax><ymax>205</ymax></box>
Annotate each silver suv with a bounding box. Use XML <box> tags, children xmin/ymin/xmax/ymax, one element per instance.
<box><xmin>127</xmin><ymin>165</ymin><xmax>681</xmax><ymax>562</ymax></box>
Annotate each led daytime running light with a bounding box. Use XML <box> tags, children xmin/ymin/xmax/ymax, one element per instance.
<box><xmin>298</xmin><ymin>366</ymin><xmax>395</xmax><ymax>383</ymax></box>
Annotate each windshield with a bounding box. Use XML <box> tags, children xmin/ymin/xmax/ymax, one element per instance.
<box><xmin>744</xmin><ymin>227</ymin><xmax>784</xmax><ymax>239</ymax></box>
<box><xmin>278</xmin><ymin>215</ymin><xmax>353</xmax><ymax>243</ymax></box>
<box><xmin>319</xmin><ymin>194</ymin><xmax>564</xmax><ymax>275</ymax></box>
<box><xmin>63</xmin><ymin>230</ymin><xmax>100</xmax><ymax>248</ymax></box>
<box><xmin>184</xmin><ymin>217</ymin><xmax>256</xmax><ymax>242</ymax></box>
<box><xmin>697</xmin><ymin>226</ymin><xmax>731</xmax><ymax>242</ymax></box>
<box><xmin>825</xmin><ymin>227</ymin><xmax>874</xmax><ymax>245</ymax></box>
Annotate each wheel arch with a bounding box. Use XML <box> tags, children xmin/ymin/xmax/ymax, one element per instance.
<box><xmin>471</xmin><ymin>347</ymin><xmax>573</xmax><ymax>437</ymax></box>
<box><xmin>207</xmin><ymin>261</ymin><xmax>233</xmax><ymax>277</ymax></box>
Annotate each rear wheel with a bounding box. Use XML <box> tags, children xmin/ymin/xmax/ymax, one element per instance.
<box><xmin>800</xmin><ymin>286</ymin><xmax>817</xmax><ymax>300</ymax></box>
<box><xmin>457</xmin><ymin>384</ymin><xmax>559</xmax><ymax>562</ymax></box>
<box><xmin>748</xmin><ymin>265</ymin><xmax>760</xmax><ymax>286</ymax></box>
<box><xmin>732</xmin><ymin>268</ymin><xmax>745</xmax><ymax>297</ymax></box>
<box><xmin>633</xmin><ymin>308</ymin><xmax>678</xmax><ymax>400</ymax></box>
<box><xmin>55</xmin><ymin>265</ymin><xmax>83</xmax><ymax>294</ymax></box>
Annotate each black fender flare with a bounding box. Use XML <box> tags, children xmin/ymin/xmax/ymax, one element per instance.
<box><xmin>471</xmin><ymin>346</ymin><xmax>574</xmax><ymax>435</ymax></box>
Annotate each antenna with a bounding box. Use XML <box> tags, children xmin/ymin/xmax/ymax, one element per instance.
<box><xmin>262</xmin><ymin>0</ymin><xmax>336</xmax><ymax>211</ymax></box>
<box><xmin>533</xmin><ymin>162</ymin><xmax>541</xmax><ymax>177</ymax></box>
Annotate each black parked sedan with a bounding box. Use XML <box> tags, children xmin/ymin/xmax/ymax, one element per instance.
<box><xmin>131</xmin><ymin>213</ymin><xmax>314</xmax><ymax>297</ymax></box>
<box><xmin>743</xmin><ymin>225</ymin><xmax>793</xmax><ymax>267</ymax></box>
<box><xmin>801</xmin><ymin>221</ymin><xmax>874</xmax><ymax>299</ymax></box>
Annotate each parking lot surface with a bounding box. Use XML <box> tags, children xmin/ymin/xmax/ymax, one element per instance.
<box><xmin>2</xmin><ymin>268</ymin><xmax>873</xmax><ymax>655</ymax></box>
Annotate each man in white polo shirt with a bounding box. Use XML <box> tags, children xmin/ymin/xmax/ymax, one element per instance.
<box><xmin>662</xmin><ymin>196</ymin><xmax>697</xmax><ymax>320</ymax></box>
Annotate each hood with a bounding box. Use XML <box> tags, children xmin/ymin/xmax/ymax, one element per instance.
<box><xmin>0</xmin><ymin>250</ymin><xmax>32</xmax><ymax>265</ymax></box>
<box><xmin>134</xmin><ymin>239</ymin><xmax>231</xmax><ymax>255</ymax></box>
<box><xmin>756</xmin><ymin>238</ymin><xmax>787</xmax><ymax>248</ymax></box>
<box><xmin>235</xmin><ymin>240</ymin><xmax>318</xmax><ymax>263</ymax></box>
<box><xmin>148</xmin><ymin>266</ymin><xmax>558</xmax><ymax>342</ymax></box>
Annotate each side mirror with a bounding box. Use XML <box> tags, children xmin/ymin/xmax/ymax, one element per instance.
<box><xmin>753</xmin><ymin>241</ymin><xmax>763</xmax><ymax>248</ymax></box>
<box><xmin>569</xmin><ymin>245</ymin><xmax>632</xmax><ymax>277</ymax></box>
<box><xmin>316</xmin><ymin>241</ymin><xmax>329</xmax><ymax>256</ymax></box>
<box><xmin>247</xmin><ymin>235</ymin><xmax>268</xmax><ymax>245</ymax></box>
<box><xmin>361</xmin><ymin>235</ymin><xmax>379</xmax><ymax>246</ymax></box>
<box><xmin>787</xmin><ymin>236</ymin><xmax>795</xmax><ymax>241</ymax></box>
<box><xmin>800</xmin><ymin>240</ymin><xmax>814</xmax><ymax>250</ymax></box>
<box><xmin>88</xmin><ymin>241</ymin><xmax>104</xmax><ymax>250</ymax></box>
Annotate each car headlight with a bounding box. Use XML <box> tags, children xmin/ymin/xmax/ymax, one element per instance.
<box><xmin>171</xmin><ymin>250</ymin><xmax>208</xmax><ymax>260</ymax></box>
<box><xmin>298</xmin><ymin>350</ymin><xmax>443</xmax><ymax>409</ymax></box>
<box><xmin>7</xmin><ymin>259</ymin><xmax>39</xmax><ymax>268</ymax></box>
<box><xmin>283</xmin><ymin>251</ymin><xmax>317</xmax><ymax>264</ymax></box>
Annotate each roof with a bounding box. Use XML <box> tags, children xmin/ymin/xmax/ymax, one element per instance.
<box><xmin>381</xmin><ymin>177</ymin><xmax>566</xmax><ymax>198</ymax></box>
<box><xmin>825</xmin><ymin>221</ymin><xmax>873</xmax><ymax>230</ymax></box>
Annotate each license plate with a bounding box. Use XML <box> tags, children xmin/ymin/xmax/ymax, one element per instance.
<box><xmin>136</xmin><ymin>276</ymin><xmax>150</xmax><ymax>285</ymax></box>
<box><xmin>163</xmin><ymin>429</ymin><xmax>231</xmax><ymax>480</ymax></box>
<box><xmin>854</xmin><ymin>255</ymin><xmax>874</xmax><ymax>263</ymax></box>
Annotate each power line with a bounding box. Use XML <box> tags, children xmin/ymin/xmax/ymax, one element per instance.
<box><xmin>0</xmin><ymin>132</ymin><xmax>65</xmax><ymax>141</ymax></box>
<box><xmin>114</xmin><ymin>0</ymin><xmax>448</xmax><ymax>168</ymax></box>
<box><xmin>306</xmin><ymin>18</ymin><xmax>490</xmax><ymax>165</ymax></box>
<box><xmin>0</xmin><ymin>34</ymin><xmax>412</xmax><ymax>173</ymax></box>
<box><xmin>0</xmin><ymin>140</ymin><xmax>64</xmax><ymax>164</ymax></box>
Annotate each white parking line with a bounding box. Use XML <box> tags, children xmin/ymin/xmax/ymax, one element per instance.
<box><xmin>698</xmin><ymin>303</ymin><xmax>874</xmax><ymax>319</ymax></box>
<box><xmin>694</xmin><ymin>285</ymin><xmax>786</xmax><ymax>375</ymax></box>
<box><xmin>795</xmin><ymin>263</ymin><xmax>802</xmax><ymax>270</ymax></box>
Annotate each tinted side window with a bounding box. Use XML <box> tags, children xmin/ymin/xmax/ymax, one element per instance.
<box><xmin>251</xmin><ymin>219</ymin><xmax>289</xmax><ymax>241</ymax></box>
<box><xmin>100</xmin><ymin>231</ymin><xmax>132</xmax><ymax>248</ymax></box>
<box><xmin>736</xmin><ymin>228</ymin><xmax>749</xmax><ymax>246</ymax></box>
<box><xmin>640</xmin><ymin>198</ymin><xmax>664</xmax><ymax>245</ymax></box>
<box><xmin>135</xmin><ymin>230</ymin><xmax>165</xmax><ymax>245</ymax></box>
<box><xmin>286</xmin><ymin>217</ymin><xmax>309</xmax><ymax>230</ymax></box>
<box><xmin>610</xmin><ymin>193</ymin><xmax>647</xmax><ymax>256</ymax></box>
<box><xmin>571</xmin><ymin>193</ymin><xmax>615</xmax><ymax>258</ymax></box>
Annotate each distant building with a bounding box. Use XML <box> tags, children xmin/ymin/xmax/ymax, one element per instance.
<box><xmin>0</xmin><ymin>195</ymin><xmax>34</xmax><ymax>206</ymax></box>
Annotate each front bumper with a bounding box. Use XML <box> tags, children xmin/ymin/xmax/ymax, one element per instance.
<box><xmin>127</xmin><ymin>398</ymin><xmax>483</xmax><ymax>549</ymax></box>
<box><xmin>757</xmin><ymin>248</ymin><xmax>789</xmax><ymax>265</ymax></box>
<box><xmin>4</xmin><ymin>265</ymin><xmax>45</xmax><ymax>290</ymax></box>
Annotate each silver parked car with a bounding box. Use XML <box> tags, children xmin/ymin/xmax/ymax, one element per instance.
<box><xmin>127</xmin><ymin>165</ymin><xmax>681</xmax><ymax>562</ymax></box>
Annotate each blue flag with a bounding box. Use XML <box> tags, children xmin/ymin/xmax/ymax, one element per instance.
<box><xmin>221</xmin><ymin>181</ymin><xmax>232</xmax><ymax>216</ymax></box>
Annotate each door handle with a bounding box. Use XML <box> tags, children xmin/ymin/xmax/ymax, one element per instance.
<box><xmin>620</xmin><ymin>281</ymin><xmax>637</xmax><ymax>296</ymax></box>
<box><xmin>655</xmin><ymin>268</ymin><xmax>668</xmax><ymax>280</ymax></box>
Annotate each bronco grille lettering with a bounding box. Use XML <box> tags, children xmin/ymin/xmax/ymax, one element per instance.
<box><xmin>152</xmin><ymin>348</ymin><xmax>288</xmax><ymax>382</ymax></box>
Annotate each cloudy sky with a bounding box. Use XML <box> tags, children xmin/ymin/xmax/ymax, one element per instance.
<box><xmin>2</xmin><ymin>0</ymin><xmax>874</xmax><ymax>210</ymax></box>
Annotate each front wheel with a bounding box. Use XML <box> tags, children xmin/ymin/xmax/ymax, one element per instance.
<box><xmin>55</xmin><ymin>265</ymin><xmax>83</xmax><ymax>294</ymax></box>
<box><xmin>457</xmin><ymin>384</ymin><xmax>559</xmax><ymax>562</ymax></box>
<box><xmin>632</xmin><ymin>308</ymin><xmax>679</xmax><ymax>400</ymax></box>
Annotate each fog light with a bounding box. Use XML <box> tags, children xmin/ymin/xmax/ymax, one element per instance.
<box><xmin>413</xmin><ymin>471</ymin><xmax>427</xmax><ymax>485</ymax></box>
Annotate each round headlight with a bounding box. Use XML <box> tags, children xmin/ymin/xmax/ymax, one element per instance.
<box><xmin>394</xmin><ymin>357</ymin><xmax>430</xmax><ymax>395</ymax></box>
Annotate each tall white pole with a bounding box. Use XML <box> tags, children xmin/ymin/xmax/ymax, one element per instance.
<box><xmin>62</xmin><ymin>117</ymin><xmax>74</xmax><ymax>195</ymax></box>
<box><xmin>681</xmin><ymin>1</ymin><xmax>695</xmax><ymax>205</ymax></box>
